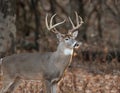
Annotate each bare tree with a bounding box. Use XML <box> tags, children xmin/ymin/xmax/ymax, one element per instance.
<box><xmin>104</xmin><ymin>0</ymin><xmax>120</xmax><ymax>48</ymax></box>
<box><xmin>0</xmin><ymin>0</ymin><xmax>16</xmax><ymax>57</ymax></box>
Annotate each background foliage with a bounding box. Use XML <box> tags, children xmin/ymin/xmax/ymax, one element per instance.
<box><xmin>0</xmin><ymin>0</ymin><xmax>120</xmax><ymax>93</ymax></box>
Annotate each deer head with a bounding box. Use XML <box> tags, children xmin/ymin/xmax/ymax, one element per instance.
<box><xmin>45</xmin><ymin>12</ymin><xmax>83</xmax><ymax>55</ymax></box>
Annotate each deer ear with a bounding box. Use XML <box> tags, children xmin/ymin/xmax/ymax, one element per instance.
<box><xmin>56</xmin><ymin>33</ymin><xmax>62</xmax><ymax>41</ymax></box>
<box><xmin>72</xmin><ymin>31</ymin><xmax>78</xmax><ymax>38</ymax></box>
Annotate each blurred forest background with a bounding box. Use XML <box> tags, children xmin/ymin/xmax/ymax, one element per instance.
<box><xmin>0</xmin><ymin>0</ymin><xmax>120</xmax><ymax>93</ymax></box>
<box><xmin>0</xmin><ymin>0</ymin><xmax>120</xmax><ymax>61</ymax></box>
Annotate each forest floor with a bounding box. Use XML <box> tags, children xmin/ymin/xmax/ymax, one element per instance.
<box><xmin>0</xmin><ymin>59</ymin><xmax>120</xmax><ymax>93</ymax></box>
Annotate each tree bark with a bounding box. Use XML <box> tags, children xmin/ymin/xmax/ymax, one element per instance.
<box><xmin>0</xmin><ymin>0</ymin><xmax>16</xmax><ymax>57</ymax></box>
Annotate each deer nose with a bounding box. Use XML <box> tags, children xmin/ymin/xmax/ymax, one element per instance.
<box><xmin>74</xmin><ymin>42</ymin><xmax>82</xmax><ymax>48</ymax></box>
<box><xmin>74</xmin><ymin>43</ymin><xmax>79</xmax><ymax>47</ymax></box>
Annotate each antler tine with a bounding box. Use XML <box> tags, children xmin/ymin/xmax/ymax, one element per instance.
<box><xmin>51</xmin><ymin>19</ymin><xmax>66</xmax><ymax>29</ymax></box>
<box><xmin>68</xmin><ymin>12</ymin><xmax>84</xmax><ymax>33</ymax></box>
<box><xmin>45</xmin><ymin>14</ymin><xmax>66</xmax><ymax>34</ymax></box>
<box><xmin>75</xmin><ymin>11</ymin><xmax>79</xmax><ymax>25</ymax></box>
<box><xmin>79</xmin><ymin>16</ymin><xmax>84</xmax><ymax>24</ymax></box>
<box><xmin>45</xmin><ymin>14</ymin><xmax>50</xmax><ymax>30</ymax></box>
<box><xmin>68</xmin><ymin>17</ymin><xmax>75</xmax><ymax>28</ymax></box>
<box><xmin>75</xmin><ymin>11</ymin><xmax>84</xmax><ymax>25</ymax></box>
<box><xmin>50</xmin><ymin>14</ymin><xmax>56</xmax><ymax>28</ymax></box>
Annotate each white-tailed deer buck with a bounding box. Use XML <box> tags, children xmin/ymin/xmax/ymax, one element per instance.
<box><xmin>0</xmin><ymin>12</ymin><xmax>83</xmax><ymax>93</ymax></box>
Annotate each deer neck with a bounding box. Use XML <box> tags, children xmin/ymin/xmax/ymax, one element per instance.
<box><xmin>52</xmin><ymin>43</ymin><xmax>73</xmax><ymax>69</ymax></box>
<box><xmin>56</xmin><ymin>43</ymin><xmax>73</xmax><ymax>56</ymax></box>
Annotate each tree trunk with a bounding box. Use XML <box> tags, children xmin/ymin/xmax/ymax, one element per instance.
<box><xmin>0</xmin><ymin>0</ymin><xmax>16</xmax><ymax>57</ymax></box>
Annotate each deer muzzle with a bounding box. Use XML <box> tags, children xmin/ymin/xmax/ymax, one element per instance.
<box><xmin>73</xmin><ymin>42</ymin><xmax>82</xmax><ymax>49</ymax></box>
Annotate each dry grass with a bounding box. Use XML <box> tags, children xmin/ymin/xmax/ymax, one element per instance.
<box><xmin>0</xmin><ymin>60</ymin><xmax>120</xmax><ymax>93</ymax></box>
<box><xmin>59</xmin><ymin>68</ymin><xmax>120</xmax><ymax>93</ymax></box>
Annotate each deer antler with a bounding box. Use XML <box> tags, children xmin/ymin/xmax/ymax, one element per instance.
<box><xmin>68</xmin><ymin>12</ymin><xmax>84</xmax><ymax>34</ymax></box>
<box><xmin>45</xmin><ymin>14</ymin><xmax>66</xmax><ymax>34</ymax></box>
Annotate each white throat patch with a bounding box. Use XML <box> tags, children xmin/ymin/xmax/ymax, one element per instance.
<box><xmin>64</xmin><ymin>49</ymin><xmax>73</xmax><ymax>55</ymax></box>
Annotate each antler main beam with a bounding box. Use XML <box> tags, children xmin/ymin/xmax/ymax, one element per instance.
<box><xmin>46</xmin><ymin>12</ymin><xmax>83</xmax><ymax>35</ymax></box>
<box><xmin>45</xmin><ymin>14</ymin><xmax>66</xmax><ymax>34</ymax></box>
<box><xmin>68</xmin><ymin>12</ymin><xmax>84</xmax><ymax>33</ymax></box>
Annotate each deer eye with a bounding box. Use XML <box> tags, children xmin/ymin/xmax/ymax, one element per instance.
<box><xmin>65</xmin><ymin>38</ymin><xmax>69</xmax><ymax>40</ymax></box>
